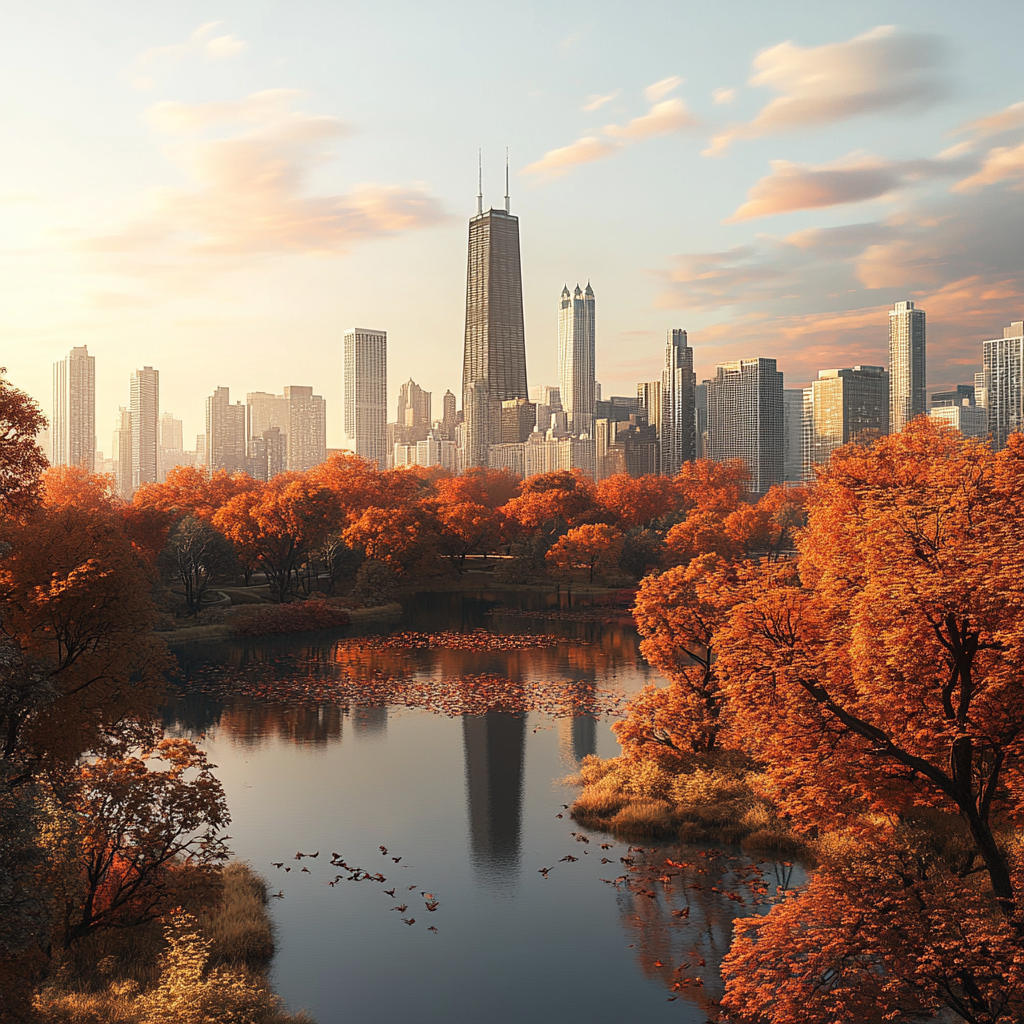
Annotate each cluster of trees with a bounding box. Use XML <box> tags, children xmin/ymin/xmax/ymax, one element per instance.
<box><xmin>131</xmin><ymin>452</ymin><xmax>806</xmax><ymax>608</ymax></box>
<box><xmin>618</xmin><ymin>423</ymin><xmax>1024</xmax><ymax>1023</ymax></box>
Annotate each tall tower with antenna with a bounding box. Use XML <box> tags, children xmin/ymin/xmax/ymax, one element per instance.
<box><xmin>461</xmin><ymin>150</ymin><xmax>528</xmax><ymax>467</ymax></box>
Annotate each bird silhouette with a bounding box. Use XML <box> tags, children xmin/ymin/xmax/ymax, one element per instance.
<box><xmin>428</xmin><ymin>926</ymin><xmax>438</xmax><ymax>934</ymax></box>
<box><xmin>379</xmin><ymin>846</ymin><xmax>388</xmax><ymax>855</ymax></box>
<box><xmin>407</xmin><ymin>885</ymin><xmax>417</xmax><ymax>891</ymax></box>
<box><xmin>402</xmin><ymin>918</ymin><xmax>416</xmax><ymax>926</ymax></box>
<box><xmin>301</xmin><ymin>866</ymin><xmax>311</xmax><ymax>873</ymax></box>
<box><xmin>310</xmin><ymin>851</ymin><xmax>320</xmax><ymax>858</ymax></box>
<box><xmin>393</xmin><ymin>904</ymin><xmax>408</xmax><ymax>913</ymax></box>
<box><xmin>560</xmin><ymin>855</ymin><xmax>578</xmax><ymax>863</ymax></box>
<box><xmin>271</xmin><ymin>862</ymin><xmax>283</xmax><ymax>869</ymax></box>
<box><xmin>425</xmin><ymin>901</ymin><xmax>439</xmax><ymax>912</ymax></box>
<box><xmin>392</xmin><ymin>856</ymin><xmax>402</xmax><ymax>863</ymax></box>
<box><xmin>538</xmin><ymin>867</ymin><xmax>552</xmax><ymax>877</ymax></box>
<box><xmin>384</xmin><ymin>888</ymin><xmax>396</xmax><ymax>897</ymax></box>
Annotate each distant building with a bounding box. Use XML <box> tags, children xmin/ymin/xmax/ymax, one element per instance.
<box><xmin>705</xmin><ymin>357</ymin><xmax>784</xmax><ymax>493</ymax></box>
<box><xmin>344</xmin><ymin>327</ymin><xmax>388</xmax><ymax>467</ymax></box>
<box><xmin>113</xmin><ymin>407</ymin><xmax>133</xmax><ymax>499</ymax></box>
<box><xmin>783</xmin><ymin>390</ymin><xmax>805</xmax><ymax>483</ymax></box>
<box><xmin>249</xmin><ymin>426</ymin><xmax>287</xmax><ymax>481</ymax></box>
<box><xmin>694</xmin><ymin>383</ymin><xmax>707</xmax><ymax>460</ymax></box>
<box><xmin>803</xmin><ymin>366</ymin><xmax>889</xmax><ymax>478</ymax></box>
<box><xmin>522</xmin><ymin>434</ymin><xmax>595</xmax><ymax>478</ymax></box>
<box><xmin>637</xmin><ymin>381</ymin><xmax>663</xmax><ymax>456</ymax></box>
<box><xmin>397</xmin><ymin>379</ymin><xmax>432</xmax><ymax>439</ymax></box>
<box><xmin>974</xmin><ymin>371</ymin><xmax>989</xmax><ymax>414</ymax></box>
<box><xmin>205</xmin><ymin>386</ymin><xmax>246</xmax><ymax>474</ymax></box>
<box><xmin>462</xmin><ymin>181</ymin><xmax>528</xmax><ymax>466</ymax></box>
<box><xmin>661</xmin><ymin>329</ymin><xmax>697</xmax><ymax>476</ymax></box>
<box><xmin>928</xmin><ymin>404</ymin><xmax>988</xmax><ymax>439</ymax></box>
<box><xmin>931</xmin><ymin>384</ymin><xmax>976</xmax><ymax>408</ymax></box>
<box><xmin>982</xmin><ymin>320</ymin><xmax>1024</xmax><ymax>449</ymax></box>
<box><xmin>130</xmin><ymin>366</ymin><xmax>160</xmax><ymax>490</ymax></box>
<box><xmin>595</xmin><ymin>395</ymin><xmax>640</xmax><ymax>423</ymax></box>
<box><xmin>395</xmin><ymin>429</ymin><xmax>456</xmax><ymax>472</ymax></box>
<box><xmin>487</xmin><ymin>442</ymin><xmax>526</xmax><ymax>478</ymax></box>
<box><xmin>441</xmin><ymin>389</ymin><xmax>458</xmax><ymax>440</ymax></box>
<box><xmin>52</xmin><ymin>346</ymin><xmax>96</xmax><ymax>472</ymax></box>
<box><xmin>500</xmin><ymin>398</ymin><xmax>537</xmax><ymax>444</ymax></box>
<box><xmin>283</xmin><ymin>386</ymin><xmax>327</xmax><ymax>472</ymax></box>
<box><xmin>889</xmin><ymin>300</ymin><xmax>926</xmax><ymax>432</ymax></box>
<box><xmin>558</xmin><ymin>283</ymin><xmax>596</xmax><ymax>435</ymax></box>
<box><xmin>158</xmin><ymin>412</ymin><xmax>185</xmax><ymax>482</ymax></box>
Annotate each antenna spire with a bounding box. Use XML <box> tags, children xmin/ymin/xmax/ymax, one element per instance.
<box><xmin>477</xmin><ymin>150</ymin><xmax>483</xmax><ymax>215</ymax></box>
<box><xmin>504</xmin><ymin>148</ymin><xmax>510</xmax><ymax>213</ymax></box>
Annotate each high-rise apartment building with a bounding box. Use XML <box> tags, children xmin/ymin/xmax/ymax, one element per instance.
<box><xmin>501</xmin><ymin>398</ymin><xmax>537</xmax><ymax>444</ymax></box>
<box><xmin>637</xmin><ymin>381</ymin><xmax>663</xmax><ymax>449</ymax></box>
<box><xmin>52</xmin><ymin>346</ymin><xmax>96</xmax><ymax>472</ymax></box>
<box><xmin>344</xmin><ymin>328</ymin><xmax>387</xmax><ymax>466</ymax></box>
<box><xmin>557</xmin><ymin>283</ymin><xmax>596</xmax><ymax>436</ymax></box>
<box><xmin>802</xmin><ymin>366</ymin><xmax>889</xmax><ymax>478</ymax></box>
<box><xmin>130</xmin><ymin>366</ymin><xmax>159</xmax><ymax>491</ymax></box>
<box><xmin>113</xmin><ymin>407</ymin><xmax>133</xmax><ymax>499</ymax></box>
<box><xmin>283</xmin><ymin>385</ymin><xmax>327</xmax><ymax>472</ymax></box>
<box><xmin>982</xmin><ymin>320</ymin><xmax>1024</xmax><ymax>449</ymax></box>
<box><xmin>783</xmin><ymin>390</ymin><xmax>805</xmax><ymax>483</ymax></box>
<box><xmin>660</xmin><ymin>329</ymin><xmax>696</xmax><ymax>476</ymax></box>
<box><xmin>397</xmin><ymin>379</ymin><xmax>432</xmax><ymax>437</ymax></box>
<box><xmin>705</xmin><ymin>357</ymin><xmax>784</xmax><ymax>493</ymax></box>
<box><xmin>247</xmin><ymin>391</ymin><xmax>290</xmax><ymax>445</ymax></box>
<box><xmin>462</xmin><ymin>179</ymin><xmax>528</xmax><ymax>465</ymax></box>
<box><xmin>158</xmin><ymin>412</ymin><xmax>186</xmax><ymax>482</ymax></box>
<box><xmin>441</xmin><ymin>390</ymin><xmax>458</xmax><ymax>440</ymax></box>
<box><xmin>889</xmin><ymin>300</ymin><xmax>926</xmax><ymax>432</ymax></box>
<box><xmin>694</xmin><ymin>383</ymin><xmax>708</xmax><ymax>459</ymax></box>
<box><xmin>205</xmin><ymin>386</ymin><xmax>247</xmax><ymax>473</ymax></box>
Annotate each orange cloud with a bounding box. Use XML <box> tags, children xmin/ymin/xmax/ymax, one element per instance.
<box><xmin>80</xmin><ymin>91</ymin><xmax>447</xmax><ymax>268</ymax></box>
<box><xmin>521</xmin><ymin>136</ymin><xmax>621</xmax><ymax>178</ymax></box>
<box><xmin>955</xmin><ymin>100</ymin><xmax>1024</xmax><ymax>141</ymax></box>
<box><xmin>705</xmin><ymin>26</ymin><xmax>950</xmax><ymax>156</ymax></box>
<box><xmin>953</xmin><ymin>140</ymin><xmax>1024</xmax><ymax>193</ymax></box>
<box><xmin>604</xmin><ymin>98</ymin><xmax>698</xmax><ymax>141</ymax></box>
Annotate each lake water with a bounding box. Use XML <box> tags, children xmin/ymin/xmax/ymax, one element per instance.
<box><xmin>164</xmin><ymin>588</ymin><xmax>795</xmax><ymax>1024</ymax></box>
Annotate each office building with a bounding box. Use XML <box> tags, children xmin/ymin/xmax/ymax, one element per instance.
<box><xmin>284</xmin><ymin>385</ymin><xmax>327</xmax><ymax>472</ymax></box>
<box><xmin>783</xmin><ymin>390</ymin><xmax>805</xmax><ymax>483</ymax></box>
<box><xmin>344</xmin><ymin>327</ymin><xmax>388</xmax><ymax>466</ymax></box>
<box><xmin>705</xmin><ymin>357</ymin><xmax>784</xmax><ymax>493</ymax></box>
<box><xmin>803</xmin><ymin>366</ymin><xmax>889</xmax><ymax>478</ymax></box>
<box><xmin>637</xmin><ymin>381</ymin><xmax>663</xmax><ymax>449</ymax></box>
<box><xmin>130</xmin><ymin>366</ymin><xmax>160</xmax><ymax>491</ymax></box>
<box><xmin>982</xmin><ymin>320</ymin><xmax>1024</xmax><ymax>449</ymax></box>
<box><xmin>441</xmin><ymin>390</ymin><xmax>458</xmax><ymax>440</ymax></box>
<box><xmin>931</xmin><ymin>385</ymin><xmax>976</xmax><ymax>408</ymax></box>
<box><xmin>52</xmin><ymin>346</ymin><xmax>96</xmax><ymax>472</ymax></box>
<box><xmin>113</xmin><ymin>407</ymin><xmax>133</xmax><ymax>499</ymax></box>
<box><xmin>595</xmin><ymin>395</ymin><xmax>640</xmax><ymax>423</ymax></box>
<box><xmin>694</xmin><ymin>382</ymin><xmax>708</xmax><ymax>459</ymax></box>
<box><xmin>397</xmin><ymin>379</ymin><xmax>432</xmax><ymax>438</ymax></box>
<box><xmin>205</xmin><ymin>386</ymin><xmax>247</xmax><ymax>473</ymax></box>
<box><xmin>928</xmin><ymin>404</ymin><xmax>988</xmax><ymax>439</ymax></box>
<box><xmin>462</xmin><ymin>168</ymin><xmax>528</xmax><ymax>465</ymax></box>
<box><xmin>157</xmin><ymin>412</ymin><xmax>185</xmax><ymax>482</ymax></box>
<box><xmin>889</xmin><ymin>300</ymin><xmax>926</xmax><ymax>432</ymax></box>
<box><xmin>661</xmin><ymin>329</ymin><xmax>697</xmax><ymax>476</ymax></box>
<box><xmin>501</xmin><ymin>398</ymin><xmax>537</xmax><ymax>444</ymax></box>
<box><xmin>487</xmin><ymin>442</ymin><xmax>527</xmax><ymax>478</ymax></box>
<box><xmin>974</xmin><ymin>371</ymin><xmax>989</xmax><ymax>413</ymax></box>
<box><xmin>557</xmin><ymin>283</ymin><xmax>596</xmax><ymax>435</ymax></box>
<box><xmin>249</xmin><ymin>427</ymin><xmax>287</xmax><ymax>482</ymax></box>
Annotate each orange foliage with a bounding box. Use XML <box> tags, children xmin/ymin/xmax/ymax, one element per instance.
<box><xmin>343</xmin><ymin>503</ymin><xmax>439</xmax><ymax>574</ymax></box>
<box><xmin>0</xmin><ymin>368</ymin><xmax>48</xmax><ymax>518</ymax></box>
<box><xmin>503</xmin><ymin>470</ymin><xmax>600</xmax><ymax>540</ymax></box>
<box><xmin>596</xmin><ymin>474</ymin><xmax>677</xmax><ymax>530</ymax></box>
<box><xmin>434</xmin><ymin>466</ymin><xmax>520</xmax><ymax>509</ymax></box>
<box><xmin>545</xmin><ymin>523</ymin><xmax>623</xmax><ymax>583</ymax></box>
<box><xmin>134</xmin><ymin>465</ymin><xmax>257</xmax><ymax>522</ymax></box>
<box><xmin>672</xmin><ymin>459</ymin><xmax>749</xmax><ymax>515</ymax></box>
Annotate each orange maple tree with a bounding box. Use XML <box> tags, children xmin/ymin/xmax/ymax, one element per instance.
<box><xmin>595</xmin><ymin>474</ymin><xmax>677</xmax><ymax>530</ymax></box>
<box><xmin>545</xmin><ymin>523</ymin><xmax>624</xmax><ymax>583</ymax></box>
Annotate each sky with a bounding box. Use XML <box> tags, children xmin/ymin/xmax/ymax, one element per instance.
<box><xmin>3</xmin><ymin>0</ymin><xmax>1024</xmax><ymax>451</ymax></box>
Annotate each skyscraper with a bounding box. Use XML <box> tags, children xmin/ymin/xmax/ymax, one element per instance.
<box><xmin>660</xmin><ymin>329</ymin><xmax>696</xmax><ymax>476</ymax></box>
<box><xmin>462</xmin><ymin>164</ymin><xmax>528</xmax><ymax>465</ymax></box>
<box><xmin>982</xmin><ymin>320</ymin><xmax>1024</xmax><ymax>449</ymax></box>
<box><xmin>783</xmin><ymin>390</ymin><xmax>805</xmax><ymax>483</ymax></box>
<box><xmin>113</xmin><ymin>407</ymin><xmax>133</xmax><ymax>499</ymax></box>
<box><xmin>130</xmin><ymin>366</ymin><xmax>159</xmax><ymax>491</ymax></box>
<box><xmin>344</xmin><ymin>327</ymin><xmax>387</xmax><ymax>466</ymax></box>
<box><xmin>283</xmin><ymin>385</ymin><xmax>327</xmax><ymax>472</ymax></box>
<box><xmin>889</xmin><ymin>300</ymin><xmax>926</xmax><ymax>432</ymax></box>
<box><xmin>802</xmin><ymin>366</ymin><xmax>889</xmax><ymax>478</ymax></box>
<box><xmin>52</xmin><ymin>345</ymin><xmax>95</xmax><ymax>472</ymax></box>
<box><xmin>441</xmin><ymin>389</ymin><xmax>457</xmax><ymax>440</ymax></box>
<box><xmin>205</xmin><ymin>386</ymin><xmax>247</xmax><ymax>473</ymax></box>
<box><xmin>705</xmin><ymin>357</ymin><xmax>784</xmax><ymax>493</ymax></box>
<box><xmin>557</xmin><ymin>283</ymin><xmax>596</xmax><ymax>436</ymax></box>
<box><xmin>158</xmin><ymin>412</ymin><xmax>186</xmax><ymax>482</ymax></box>
<box><xmin>397</xmin><ymin>379</ymin><xmax>432</xmax><ymax>437</ymax></box>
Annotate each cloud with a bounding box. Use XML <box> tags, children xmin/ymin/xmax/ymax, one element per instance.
<box><xmin>131</xmin><ymin>22</ymin><xmax>246</xmax><ymax>89</ymax></box>
<box><xmin>583</xmin><ymin>90</ymin><xmax>621</xmax><ymax>112</ymax></box>
<box><xmin>521</xmin><ymin>136</ymin><xmax>622</xmax><ymax>178</ymax></box>
<box><xmin>79</xmin><ymin>91</ymin><xmax>447</xmax><ymax>268</ymax></box>
<box><xmin>524</xmin><ymin>86</ymin><xmax>698</xmax><ymax>178</ymax></box>
<box><xmin>955</xmin><ymin>100</ymin><xmax>1024</xmax><ymax>141</ymax></box>
<box><xmin>654</xmin><ymin>182</ymin><xmax>1024</xmax><ymax>389</ymax></box>
<box><xmin>727</xmin><ymin>154</ymin><xmax>967</xmax><ymax>221</ymax></box>
<box><xmin>953</xmin><ymin>140</ymin><xmax>1024</xmax><ymax>192</ymax></box>
<box><xmin>712</xmin><ymin>87</ymin><xmax>737</xmax><ymax>106</ymax></box>
<box><xmin>705</xmin><ymin>26</ymin><xmax>951</xmax><ymax>155</ymax></box>
<box><xmin>605</xmin><ymin>98</ymin><xmax>698</xmax><ymax>140</ymax></box>
<box><xmin>644</xmin><ymin>76</ymin><xmax>683</xmax><ymax>104</ymax></box>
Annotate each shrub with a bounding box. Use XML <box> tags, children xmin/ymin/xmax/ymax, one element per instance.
<box><xmin>233</xmin><ymin>599</ymin><xmax>349</xmax><ymax>637</ymax></box>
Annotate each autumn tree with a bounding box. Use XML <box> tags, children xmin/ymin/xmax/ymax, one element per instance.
<box><xmin>711</xmin><ymin>424</ymin><xmax>1024</xmax><ymax>1022</ymax></box>
<box><xmin>160</xmin><ymin>516</ymin><xmax>239</xmax><ymax>616</ymax></box>
<box><xmin>343</xmin><ymin>503</ymin><xmax>440</xmax><ymax>575</ymax></box>
<box><xmin>134</xmin><ymin>466</ymin><xmax>257</xmax><ymax>523</ymax></box>
<box><xmin>502</xmin><ymin>470</ymin><xmax>600</xmax><ymax>548</ymax></box>
<box><xmin>672</xmin><ymin>458</ymin><xmax>749</xmax><ymax>516</ymax></box>
<box><xmin>0</xmin><ymin>368</ymin><xmax>47</xmax><ymax>519</ymax></box>
<box><xmin>435</xmin><ymin>466</ymin><xmax>520</xmax><ymax>510</ymax></box>
<box><xmin>545</xmin><ymin>523</ymin><xmax>623</xmax><ymax>583</ymax></box>
<box><xmin>596</xmin><ymin>474</ymin><xmax>677</xmax><ymax>530</ymax></box>
<box><xmin>57</xmin><ymin>738</ymin><xmax>229</xmax><ymax>947</ymax></box>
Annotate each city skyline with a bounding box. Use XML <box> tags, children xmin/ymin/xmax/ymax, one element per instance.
<box><xmin>5</xmin><ymin>5</ymin><xmax>1024</xmax><ymax>449</ymax></box>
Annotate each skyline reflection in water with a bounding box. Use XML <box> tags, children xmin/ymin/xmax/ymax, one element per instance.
<box><xmin>162</xmin><ymin>589</ymin><xmax>787</xmax><ymax>1023</ymax></box>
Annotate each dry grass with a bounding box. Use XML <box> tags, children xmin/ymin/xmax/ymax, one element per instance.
<box><xmin>568</xmin><ymin>754</ymin><xmax>808</xmax><ymax>855</ymax></box>
<box><xmin>35</xmin><ymin>862</ymin><xmax>312</xmax><ymax>1024</ymax></box>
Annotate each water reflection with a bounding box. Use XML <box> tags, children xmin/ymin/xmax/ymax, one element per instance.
<box><xmin>559</xmin><ymin>714</ymin><xmax>597</xmax><ymax>764</ymax></box>
<box><xmin>463</xmin><ymin>713</ymin><xmax>526</xmax><ymax>890</ymax></box>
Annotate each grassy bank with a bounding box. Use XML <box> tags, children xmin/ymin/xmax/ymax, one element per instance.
<box><xmin>35</xmin><ymin>862</ymin><xmax>312</xmax><ymax>1024</ymax></box>
<box><xmin>567</xmin><ymin>754</ymin><xmax>809</xmax><ymax>859</ymax></box>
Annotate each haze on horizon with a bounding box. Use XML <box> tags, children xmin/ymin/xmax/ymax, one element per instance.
<box><xmin>3</xmin><ymin>0</ymin><xmax>1024</xmax><ymax>449</ymax></box>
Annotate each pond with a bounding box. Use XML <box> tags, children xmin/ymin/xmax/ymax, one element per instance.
<box><xmin>164</xmin><ymin>588</ymin><xmax>797</xmax><ymax>1024</ymax></box>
